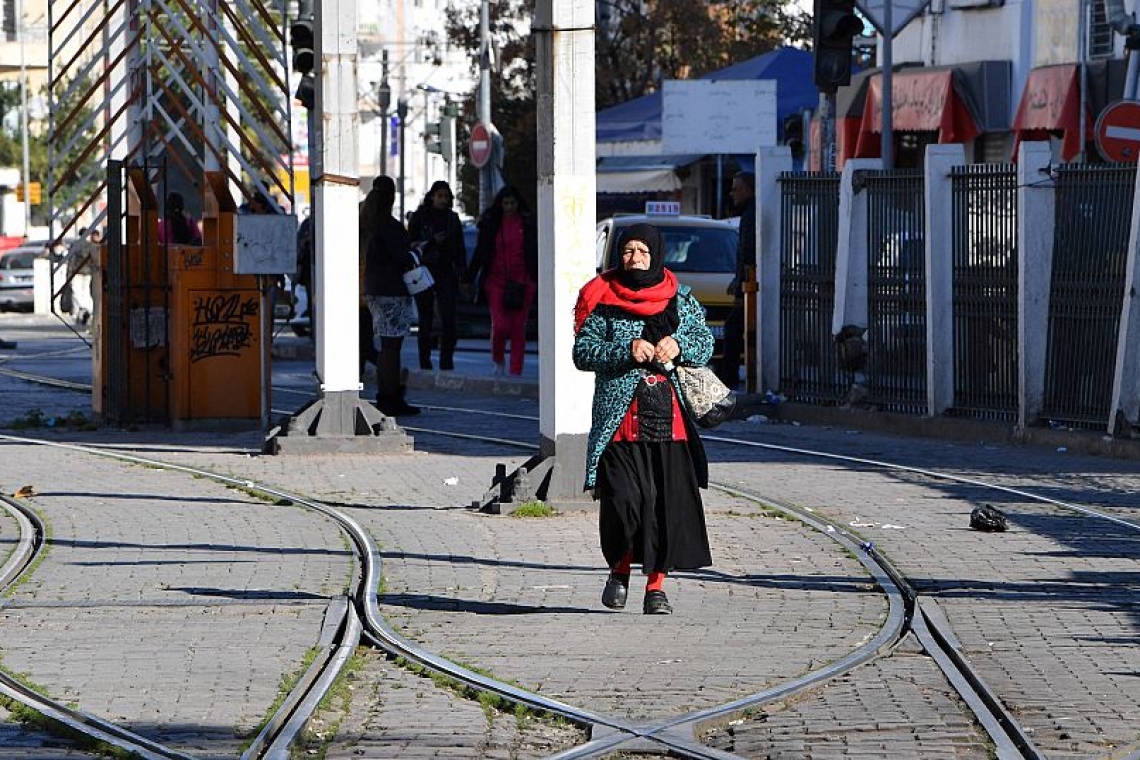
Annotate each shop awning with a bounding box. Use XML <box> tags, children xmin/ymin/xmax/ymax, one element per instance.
<box><xmin>595</xmin><ymin>154</ymin><xmax>702</xmax><ymax>194</ymax></box>
<box><xmin>596</xmin><ymin>168</ymin><xmax>682</xmax><ymax>194</ymax></box>
<box><xmin>854</xmin><ymin>67</ymin><xmax>982</xmax><ymax>155</ymax></box>
<box><xmin>1011</xmin><ymin>64</ymin><xmax>1087</xmax><ymax>161</ymax></box>
<box><xmin>1011</xmin><ymin>60</ymin><xmax>1126</xmax><ymax>161</ymax></box>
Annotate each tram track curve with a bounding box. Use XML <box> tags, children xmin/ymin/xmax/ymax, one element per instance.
<box><xmin>2</xmin><ymin>430</ymin><xmax>904</xmax><ymax>759</ymax></box>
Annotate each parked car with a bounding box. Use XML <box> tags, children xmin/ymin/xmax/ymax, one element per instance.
<box><xmin>595</xmin><ymin>207</ymin><xmax>739</xmax><ymax>346</ymax></box>
<box><xmin>0</xmin><ymin>246</ymin><xmax>39</xmax><ymax>312</ymax></box>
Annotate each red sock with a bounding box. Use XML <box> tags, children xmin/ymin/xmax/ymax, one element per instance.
<box><xmin>646</xmin><ymin>571</ymin><xmax>666</xmax><ymax>592</ymax></box>
<box><xmin>612</xmin><ymin>552</ymin><xmax>632</xmax><ymax>576</ymax></box>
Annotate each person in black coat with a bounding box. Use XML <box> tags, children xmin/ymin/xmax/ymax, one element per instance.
<box><xmin>408</xmin><ymin>180</ymin><xmax>465</xmax><ymax>371</ymax></box>
<box><xmin>362</xmin><ymin>176</ymin><xmax>419</xmax><ymax>416</ymax></box>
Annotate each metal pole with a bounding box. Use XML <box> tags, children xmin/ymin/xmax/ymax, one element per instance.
<box><xmin>881</xmin><ymin>0</ymin><xmax>893</xmax><ymax>170</ymax></box>
<box><xmin>259</xmin><ymin>275</ymin><xmax>269</xmax><ymax>433</ymax></box>
<box><xmin>398</xmin><ymin>97</ymin><xmax>408</xmax><ymax>221</ymax></box>
<box><xmin>1079</xmin><ymin>0</ymin><xmax>1089</xmax><ymax>163</ymax></box>
<box><xmin>716</xmin><ymin>155</ymin><xmax>723</xmax><ymax>217</ymax></box>
<box><xmin>379</xmin><ymin>51</ymin><xmax>390</xmax><ymax>177</ymax></box>
<box><xmin>820</xmin><ymin>91</ymin><xmax>836</xmax><ymax>172</ymax></box>
<box><xmin>18</xmin><ymin>0</ymin><xmax>31</xmax><ymax>236</ymax></box>
<box><xmin>423</xmin><ymin>89</ymin><xmax>430</xmax><ymax>189</ymax></box>
<box><xmin>478</xmin><ymin>0</ymin><xmax>493</xmax><ymax>212</ymax></box>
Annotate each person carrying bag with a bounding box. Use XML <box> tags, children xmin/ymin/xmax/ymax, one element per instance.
<box><xmin>403</xmin><ymin>246</ymin><xmax>435</xmax><ymax>295</ymax></box>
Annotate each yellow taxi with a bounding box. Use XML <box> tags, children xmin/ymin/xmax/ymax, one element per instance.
<box><xmin>595</xmin><ymin>203</ymin><xmax>738</xmax><ymax>347</ymax></box>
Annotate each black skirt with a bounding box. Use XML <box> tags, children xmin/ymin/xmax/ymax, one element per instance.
<box><xmin>595</xmin><ymin>441</ymin><xmax>712</xmax><ymax>573</ymax></box>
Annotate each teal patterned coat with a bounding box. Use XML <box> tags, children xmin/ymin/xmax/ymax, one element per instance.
<box><xmin>572</xmin><ymin>284</ymin><xmax>714</xmax><ymax>489</ymax></box>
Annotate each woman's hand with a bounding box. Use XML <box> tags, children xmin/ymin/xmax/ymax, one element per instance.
<box><xmin>630</xmin><ymin>338</ymin><xmax>655</xmax><ymax>364</ymax></box>
<box><xmin>653</xmin><ymin>335</ymin><xmax>680</xmax><ymax>365</ymax></box>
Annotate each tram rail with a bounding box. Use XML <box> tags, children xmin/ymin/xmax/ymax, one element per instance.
<box><xmin>0</xmin><ymin>365</ymin><xmax>1136</xmax><ymax>757</ymax></box>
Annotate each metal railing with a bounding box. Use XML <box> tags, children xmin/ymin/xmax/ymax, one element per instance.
<box><xmin>863</xmin><ymin>170</ymin><xmax>927</xmax><ymax>415</ymax></box>
<box><xmin>778</xmin><ymin>172</ymin><xmax>843</xmax><ymax>404</ymax></box>
<box><xmin>949</xmin><ymin>163</ymin><xmax>1018</xmax><ymax>420</ymax></box>
<box><xmin>1042</xmin><ymin>163</ymin><xmax>1135</xmax><ymax>428</ymax></box>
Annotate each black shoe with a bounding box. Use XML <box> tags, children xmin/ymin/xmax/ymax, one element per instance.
<box><xmin>439</xmin><ymin>358</ymin><xmax>454</xmax><ymax>371</ymax></box>
<box><xmin>643</xmin><ymin>590</ymin><xmax>672</xmax><ymax>615</ymax></box>
<box><xmin>419</xmin><ymin>359</ymin><xmax>433</xmax><ymax>370</ymax></box>
<box><xmin>601</xmin><ymin>573</ymin><xmax>629</xmax><ymax>609</ymax></box>
<box><xmin>0</xmin><ymin>339</ymin><xmax>15</xmax><ymax>350</ymax></box>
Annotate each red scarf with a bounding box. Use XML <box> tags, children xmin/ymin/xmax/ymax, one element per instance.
<box><xmin>574</xmin><ymin>269</ymin><xmax>678</xmax><ymax>333</ymax></box>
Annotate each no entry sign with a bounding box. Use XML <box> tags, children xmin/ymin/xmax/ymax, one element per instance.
<box><xmin>1095</xmin><ymin>100</ymin><xmax>1140</xmax><ymax>163</ymax></box>
<box><xmin>469</xmin><ymin>123</ymin><xmax>492</xmax><ymax>169</ymax></box>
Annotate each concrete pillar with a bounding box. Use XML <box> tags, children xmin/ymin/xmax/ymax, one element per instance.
<box><xmin>1016</xmin><ymin>142</ymin><xmax>1054</xmax><ymax>431</ymax></box>
<box><xmin>269</xmin><ymin>0</ymin><xmax>408</xmax><ymax>453</ymax></box>
<box><xmin>756</xmin><ymin>146</ymin><xmax>792</xmax><ymax>395</ymax></box>
<box><xmin>532</xmin><ymin>0</ymin><xmax>596</xmax><ymax>504</ymax></box>
<box><xmin>924</xmin><ymin>144</ymin><xmax>964</xmax><ymax>417</ymax></box>
<box><xmin>832</xmin><ymin>159</ymin><xmax>882</xmax><ymax>335</ymax></box>
<box><xmin>1109</xmin><ymin>152</ymin><xmax>1140</xmax><ymax>435</ymax></box>
<box><xmin>313</xmin><ymin>0</ymin><xmax>360</xmax><ymax>400</ymax></box>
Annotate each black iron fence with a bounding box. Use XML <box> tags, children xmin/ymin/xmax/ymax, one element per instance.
<box><xmin>949</xmin><ymin>163</ymin><xmax>1019</xmax><ymax>420</ymax></box>
<box><xmin>778</xmin><ymin>172</ymin><xmax>843</xmax><ymax>403</ymax></box>
<box><xmin>863</xmin><ymin>170</ymin><xmax>927</xmax><ymax>414</ymax></box>
<box><xmin>1042</xmin><ymin>164</ymin><xmax>1135</xmax><ymax>428</ymax></box>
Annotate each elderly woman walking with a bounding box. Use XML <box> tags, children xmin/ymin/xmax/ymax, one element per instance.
<box><xmin>572</xmin><ymin>223</ymin><xmax>714</xmax><ymax>615</ymax></box>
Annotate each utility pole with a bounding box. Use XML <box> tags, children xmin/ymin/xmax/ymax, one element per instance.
<box><xmin>270</xmin><ymin>0</ymin><xmax>409</xmax><ymax>452</ymax></box>
<box><xmin>476</xmin><ymin>0</ymin><xmax>503</xmax><ymax>212</ymax></box>
<box><xmin>378</xmin><ymin>50</ymin><xmax>391</xmax><ymax>177</ymax></box>
<box><xmin>528</xmin><ymin>0</ymin><xmax>596</xmax><ymax>505</ymax></box>
<box><xmin>398</xmin><ymin>96</ymin><xmax>408</xmax><ymax>221</ymax></box>
<box><xmin>17</xmin><ymin>0</ymin><xmax>31</xmax><ymax>236</ymax></box>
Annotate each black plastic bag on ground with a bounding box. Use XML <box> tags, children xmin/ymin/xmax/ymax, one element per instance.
<box><xmin>970</xmin><ymin>504</ymin><xmax>1008</xmax><ymax>532</ymax></box>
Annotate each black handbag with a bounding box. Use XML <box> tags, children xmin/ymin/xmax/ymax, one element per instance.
<box><xmin>503</xmin><ymin>280</ymin><xmax>526</xmax><ymax>311</ymax></box>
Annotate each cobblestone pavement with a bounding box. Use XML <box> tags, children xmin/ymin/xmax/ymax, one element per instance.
<box><xmin>1</xmin><ymin>313</ymin><xmax>1138</xmax><ymax>758</ymax></box>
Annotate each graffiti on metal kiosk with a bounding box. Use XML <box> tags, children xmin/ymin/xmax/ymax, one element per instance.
<box><xmin>190</xmin><ymin>292</ymin><xmax>258</xmax><ymax>362</ymax></box>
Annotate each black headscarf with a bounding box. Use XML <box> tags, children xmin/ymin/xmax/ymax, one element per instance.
<box><xmin>614</xmin><ymin>223</ymin><xmax>677</xmax><ymax>344</ymax></box>
<box><xmin>615</xmin><ymin>223</ymin><xmax>665</xmax><ymax>290</ymax></box>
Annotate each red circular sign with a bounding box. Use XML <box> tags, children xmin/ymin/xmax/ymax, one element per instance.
<box><xmin>1095</xmin><ymin>100</ymin><xmax>1140</xmax><ymax>163</ymax></box>
<box><xmin>469</xmin><ymin>123</ymin><xmax>492</xmax><ymax>168</ymax></box>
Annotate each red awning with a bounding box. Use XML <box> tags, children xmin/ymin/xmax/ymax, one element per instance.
<box><xmin>1011</xmin><ymin>64</ymin><xmax>1090</xmax><ymax>162</ymax></box>
<box><xmin>853</xmin><ymin>68</ymin><xmax>981</xmax><ymax>157</ymax></box>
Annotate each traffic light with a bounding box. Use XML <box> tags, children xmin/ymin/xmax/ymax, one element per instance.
<box><xmin>14</xmin><ymin>182</ymin><xmax>41</xmax><ymax>204</ymax></box>
<box><xmin>813</xmin><ymin>0</ymin><xmax>862</xmax><ymax>93</ymax></box>
<box><xmin>424</xmin><ymin>121</ymin><xmax>443</xmax><ymax>155</ymax></box>
<box><xmin>440</xmin><ymin>102</ymin><xmax>457</xmax><ymax>164</ymax></box>
<box><xmin>291</xmin><ymin>0</ymin><xmax>315</xmax><ymax>108</ymax></box>
<box><xmin>783</xmin><ymin>113</ymin><xmax>804</xmax><ymax>160</ymax></box>
<box><xmin>295</xmin><ymin>73</ymin><xmax>315</xmax><ymax>110</ymax></box>
<box><xmin>290</xmin><ymin>0</ymin><xmax>314</xmax><ymax>74</ymax></box>
<box><xmin>425</xmin><ymin>105</ymin><xmax>458</xmax><ymax>164</ymax></box>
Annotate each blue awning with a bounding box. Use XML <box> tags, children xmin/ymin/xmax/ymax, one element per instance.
<box><xmin>597</xmin><ymin>47</ymin><xmax>821</xmax><ymax>145</ymax></box>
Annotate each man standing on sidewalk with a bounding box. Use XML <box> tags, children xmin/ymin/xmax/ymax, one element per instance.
<box><xmin>717</xmin><ymin>171</ymin><xmax>755</xmax><ymax>388</ymax></box>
